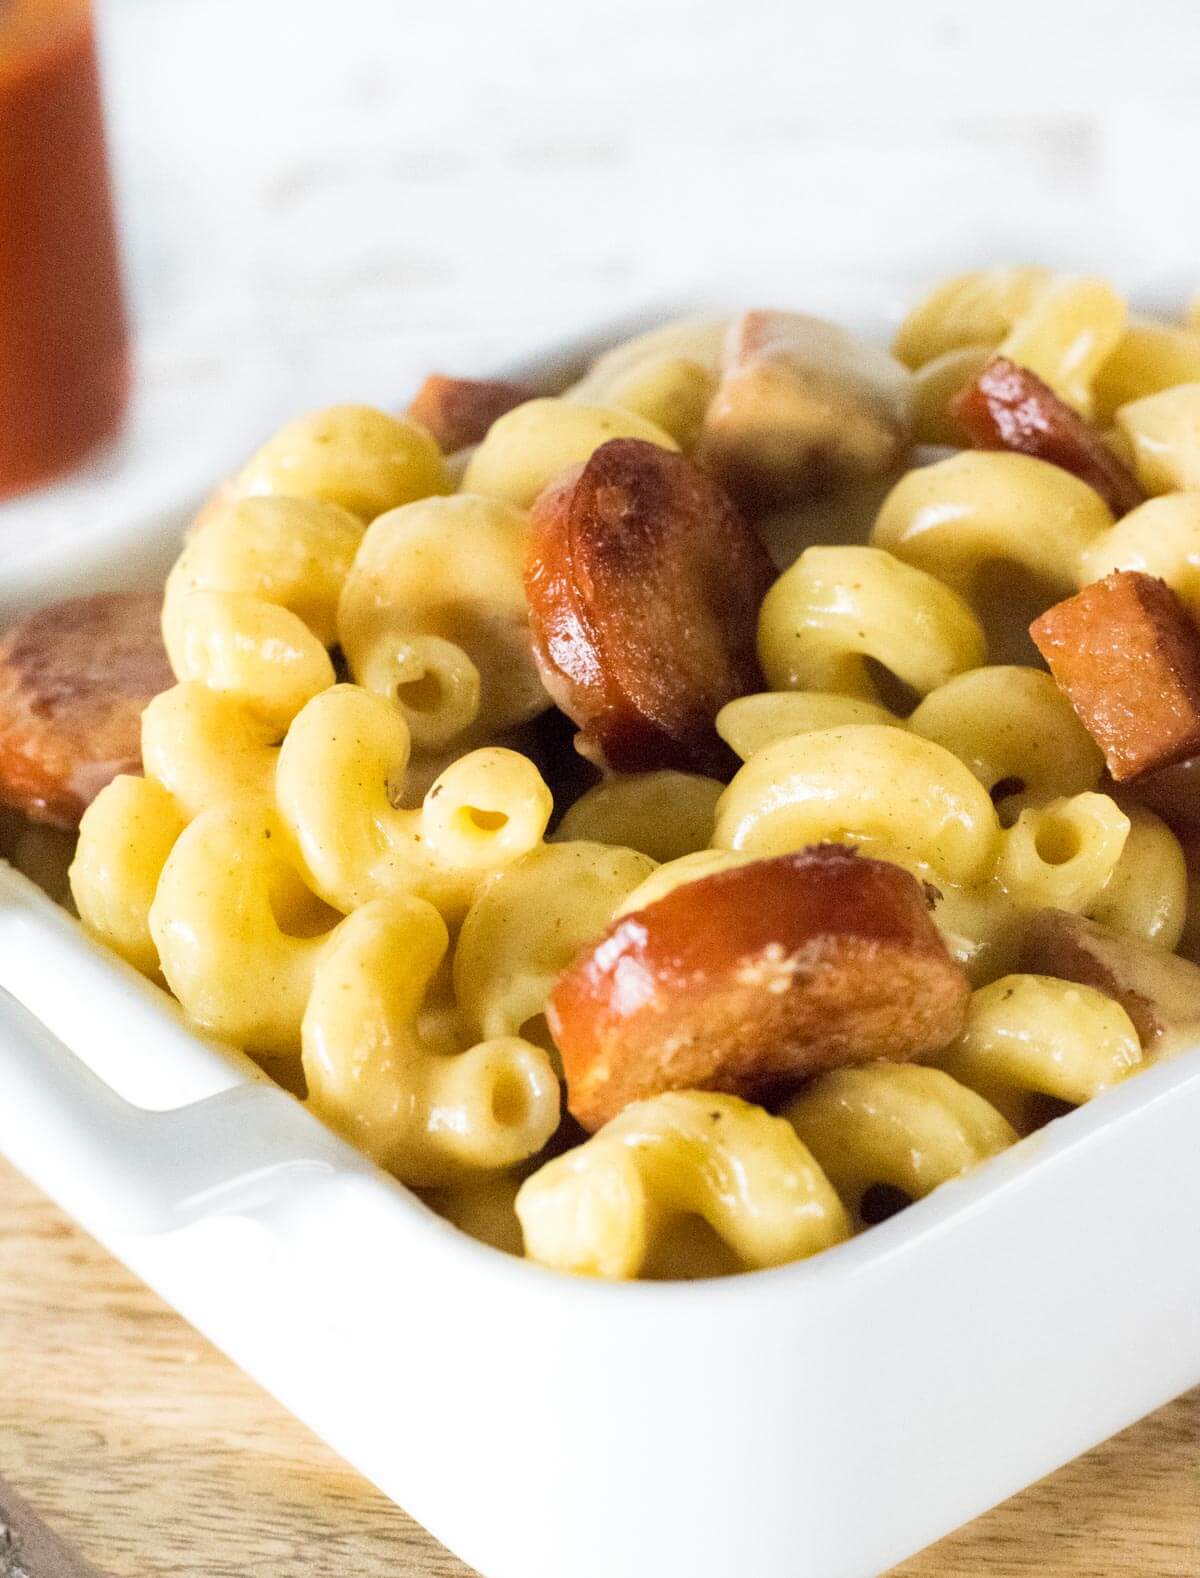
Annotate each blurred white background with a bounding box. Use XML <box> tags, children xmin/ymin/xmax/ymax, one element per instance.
<box><xmin>6</xmin><ymin>0</ymin><xmax>1200</xmax><ymax>560</ymax></box>
<box><xmin>99</xmin><ymin>0</ymin><xmax>1200</xmax><ymax>406</ymax></box>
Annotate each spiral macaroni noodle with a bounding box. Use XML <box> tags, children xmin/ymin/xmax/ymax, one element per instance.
<box><xmin>564</xmin><ymin>315</ymin><xmax>727</xmax><ymax>403</ymax></box>
<box><xmin>70</xmin><ymin>776</ymin><xmax>186</xmax><ymax>976</ymax></box>
<box><xmin>1087</xmin><ymin>805</ymin><xmax>1187</xmax><ymax>950</ymax></box>
<box><xmin>337</xmin><ymin>493</ymin><xmax>547</xmax><ymax>755</ymax></box>
<box><xmin>276</xmin><ymin>684</ymin><xmax>553</xmax><ymax>918</ymax></box>
<box><xmin>461</xmin><ymin>397</ymin><xmax>679</xmax><ymax>508</ymax></box>
<box><xmin>515</xmin><ymin>1091</ymin><xmax>851</xmax><ymax>1279</ymax></box>
<box><xmin>995</xmin><ymin>795</ymin><xmax>1132</xmax><ymax>914</ymax></box>
<box><xmin>148</xmin><ymin>493</ymin><xmax>365</xmax><ymax>817</ymax></box>
<box><xmin>718</xmin><ymin>665</ymin><xmax>1103</xmax><ymax>805</ymax></box>
<box><xmin>231</xmin><ymin>403</ymin><xmax>448</xmax><ymax>520</ymax></box>
<box><xmin>1079</xmin><ymin>492</ymin><xmax>1200</xmax><ymax>617</ymax></box>
<box><xmin>712</xmin><ymin>724</ymin><xmax>1149</xmax><ymax>973</ymax></box>
<box><xmin>149</xmin><ymin>799</ymin><xmax>340</xmax><ymax>1056</ymax></box>
<box><xmin>1093</xmin><ymin>317</ymin><xmax>1200</xmax><ymax>424</ymax></box>
<box><xmin>994</xmin><ymin>275</ymin><xmax>1126</xmax><ymax>415</ymax></box>
<box><xmin>1115</xmin><ymin>383</ymin><xmax>1200</xmax><ymax>494</ymax></box>
<box><xmin>570</xmin><ymin>343</ymin><xmax>718</xmax><ymax>452</ymax></box>
<box><xmin>72</xmin><ymin>489</ymin><xmax>368</xmax><ymax>970</ymax></box>
<box><xmin>453</xmin><ymin>841</ymin><xmax>655</xmax><ymax>1044</ymax></box>
<box><xmin>552</xmin><ymin>770</ymin><xmax>724</xmax><ymax>864</ymax></box>
<box><xmin>563</xmin><ymin>315</ymin><xmax>726</xmax><ymax>449</ymax></box>
<box><xmin>874</xmin><ymin>448</ymin><xmax>1112</xmax><ymax>592</ymax></box>
<box><xmin>927</xmin><ymin>974</ymin><xmax>1142</xmax><ymax>1132</ymax></box>
<box><xmin>895</xmin><ymin>267</ymin><xmax>1125</xmax><ymax>415</ymax></box>
<box><xmin>302</xmin><ymin>897</ymin><xmax>560</xmax><ymax>1185</ymax></box>
<box><xmin>713</xmin><ymin>725</ymin><xmax>1003</xmax><ymax>889</ymax></box>
<box><xmin>892</xmin><ymin>266</ymin><xmax>1053</xmax><ymax>368</ymax></box>
<box><xmin>756</xmin><ymin>545</ymin><xmax>985</xmax><ymax>702</ymax></box>
<box><xmin>910</xmin><ymin>343</ymin><xmax>992</xmax><ymax>445</ymax></box>
<box><xmin>781</xmin><ymin>1063</ymin><xmax>1016</xmax><ymax>1227</ymax></box>
<box><xmin>612</xmin><ymin>848</ymin><xmax>757</xmax><ymax>918</ymax></box>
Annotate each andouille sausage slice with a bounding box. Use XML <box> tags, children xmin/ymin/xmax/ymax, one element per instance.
<box><xmin>0</xmin><ymin>591</ymin><xmax>173</xmax><ymax>828</ymax></box>
<box><xmin>1020</xmin><ymin>908</ymin><xmax>1200</xmax><ymax>1053</ymax></box>
<box><xmin>406</xmin><ymin>374</ymin><xmax>534</xmax><ymax>453</ymax></box>
<box><xmin>1030</xmin><ymin>571</ymin><xmax>1200</xmax><ymax>782</ymax></box>
<box><xmin>952</xmin><ymin>355</ymin><xmax>1144</xmax><ymax>517</ymax></box>
<box><xmin>694</xmin><ymin>310</ymin><xmax>915</xmax><ymax>512</ymax></box>
<box><xmin>525</xmin><ymin>437</ymin><xmax>774</xmax><ymax>775</ymax></box>
<box><xmin>549</xmin><ymin>844</ymin><xmax>971</xmax><ymax>1132</ymax></box>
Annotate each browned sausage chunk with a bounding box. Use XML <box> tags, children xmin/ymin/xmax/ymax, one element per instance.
<box><xmin>525</xmin><ymin>438</ymin><xmax>774</xmax><ymax>775</ymax></box>
<box><xmin>952</xmin><ymin>355</ymin><xmax>1144</xmax><ymax>517</ymax></box>
<box><xmin>1020</xmin><ymin>908</ymin><xmax>1200</xmax><ymax>1053</ymax></box>
<box><xmin>694</xmin><ymin>310</ymin><xmax>915</xmax><ymax>512</ymax></box>
<box><xmin>1030</xmin><ymin>571</ymin><xmax>1200</xmax><ymax>782</ymax></box>
<box><xmin>549</xmin><ymin>845</ymin><xmax>971</xmax><ymax>1132</ymax></box>
<box><xmin>1119</xmin><ymin>753</ymin><xmax>1200</xmax><ymax>839</ymax></box>
<box><xmin>406</xmin><ymin>374</ymin><xmax>533</xmax><ymax>453</ymax></box>
<box><xmin>0</xmin><ymin>591</ymin><xmax>173</xmax><ymax>828</ymax></box>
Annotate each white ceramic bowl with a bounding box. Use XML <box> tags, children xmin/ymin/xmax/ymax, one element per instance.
<box><xmin>2</xmin><ymin>311</ymin><xmax>1199</xmax><ymax>1578</ymax></box>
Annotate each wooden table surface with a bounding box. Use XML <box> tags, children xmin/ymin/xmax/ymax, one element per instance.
<box><xmin>1</xmin><ymin>1157</ymin><xmax>1196</xmax><ymax>1578</ymax></box>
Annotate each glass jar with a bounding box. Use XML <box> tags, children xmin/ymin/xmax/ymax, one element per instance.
<box><xmin>0</xmin><ymin>0</ymin><xmax>129</xmax><ymax>501</ymax></box>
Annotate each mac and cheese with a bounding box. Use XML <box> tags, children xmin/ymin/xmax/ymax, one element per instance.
<box><xmin>39</xmin><ymin>273</ymin><xmax>1200</xmax><ymax>1284</ymax></box>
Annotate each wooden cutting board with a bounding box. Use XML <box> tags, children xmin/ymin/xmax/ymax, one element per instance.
<box><xmin>0</xmin><ymin>1155</ymin><xmax>1196</xmax><ymax>1578</ymax></box>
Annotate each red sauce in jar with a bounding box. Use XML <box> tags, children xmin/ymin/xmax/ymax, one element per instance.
<box><xmin>0</xmin><ymin>0</ymin><xmax>128</xmax><ymax>501</ymax></box>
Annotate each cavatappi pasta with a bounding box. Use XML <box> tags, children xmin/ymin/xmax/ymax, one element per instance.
<box><xmin>711</xmin><ymin>722</ymin><xmax>1183</xmax><ymax>977</ymax></box>
<box><xmin>515</xmin><ymin>1091</ymin><xmax>851</xmax><ymax>1279</ymax></box>
<box><xmin>453</xmin><ymin>841</ymin><xmax>656</xmax><ymax>1044</ymax></box>
<box><xmin>756</xmin><ymin>545</ymin><xmax>985</xmax><ymax>703</ymax></box>
<box><xmin>72</xmin><ymin>486</ymin><xmax>370</xmax><ymax>973</ymax></box>
<box><xmin>564</xmin><ymin>317</ymin><xmax>724</xmax><ymax>453</ymax></box>
<box><xmin>152</xmin><ymin>492</ymin><xmax>366</xmax><ymax>818</ymax></box>
<box><xmin>337</xmin><ymin>493</ymin><xmax>548</xmax><ymax>756</ymax></box>
<box><xmin>924</xmin><ymin>973</ymin><xmax>1142</xmax><ymax>1133</ymax></box>
<box><xmin>718</xmin><ymin>664</ymin><xmax>1104</xmax><ymax>805</ymax></box>
<box><xmin>275</xmin><ymin>683</ymin><xmax>553</xmax><ymax>918</ymax></box>
<box><xmin>781</xmin><ymin>1064</ymin><xmax>1017</xmax><ymax>1227</ymax></box>
<box><xmin>461</xmin><ymin>397</ymin><xmax>678</xmax><ymax>508</ymax></box>
<box><xmin>870</xmin><ymin>451</ymin><xmax>1116</xmax><ymax>662</ymax></box>
<box><xmin>8</xmin><ymin>269</ymin><xmax>1190</xmax><ymax>1283</ymax></box>
<box><xmin>301</xmin><ymin>896</ymin><xmax>561</xmax><ymax>1184</ymax></box>
<box><xmin>551</xmin><ymin>771</ymin><xmax>724</xmax><ymax>863</ymax></box>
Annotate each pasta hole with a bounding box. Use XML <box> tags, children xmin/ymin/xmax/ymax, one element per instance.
<box><xmin>268</xmin><ymin>873</ymin><xmax>340</xmax><ymax>938</ymax></box>
<box><xmin>991</xmin><ymin>775</ymin><xmax>1025</xmax><ymax>805</ymax></box>
<box><xmin>330</xmin><ymin>644</ymin><xmax>352</xmax><ymax>684</ymax></box>
<box><xmin>256</xmin><ymin>1053</ymin><xmax>308</xmax><ymax>1100</ymax></box>
<box><xmin>641</xmin><ymin>1214</ymin><xmax>741</xmax><ymax>1281</ymax></box>
<box><xmin>459</xmin><ymin>806</ymin><xmax>508</xmax><ymax>835</ymax></box>
<box><xmin>395</xmin><ymin>670</ymin><xmax>444</xmax><ymax>713</ymax></box>
<box><xmin>519</xmin><ymin>1013</ymin><xmax>557</xmax><ymax>1058</ymax></box>
<box><xmin>1034</xmin><ymin>815</ymin><xmax>1081</xmax><ymax>865</ymax></box>
<box><xmin>490</xmin><ymin>1067</ymin><xmax>531</xmax><ymax>1128</ymax></box>
<box><xmin>972</xmin><ymin>560</ymin><xmax>1060</xmax><ymax>666</ymax></box>
<box><xmin>862</xmin><ymin>658</ymin><xmax>919</xmax><ymax>718</ymax></box>
<box><xmin>1022</xmin><ymin>1092</ymin><xmax>1076</xmax><ymax>1131</ymax></box>
<box><xmin>859</xmin><ymin>1183</ymin><xmax>913</xmax><ymax>1226</ymax></box>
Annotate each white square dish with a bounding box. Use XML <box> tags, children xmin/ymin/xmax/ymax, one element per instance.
<box><xmin>2</xmin><ymin>307</ymin><xmax>1199</xmax><ymax>1578</ymax></box>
